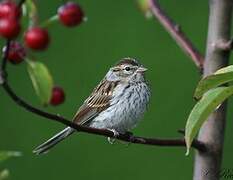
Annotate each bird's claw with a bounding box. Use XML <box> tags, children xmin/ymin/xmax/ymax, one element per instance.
<box><xmin>107</xmin><ymin>129</ymin><xmax>119</xmax><ymax>144</ymax></box>
<box><xmin>125</xmin><ymin>131</ymin><xmax>135</xmax><ymax>143</ymax></box>
<box><xmin>107</xmin><ymin>137</ymin><xmax>115</xmax><ymax>144</ymax></box>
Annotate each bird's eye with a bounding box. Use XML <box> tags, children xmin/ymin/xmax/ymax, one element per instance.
<box><xmin>125</xmin><ymin>67</ymin><xmax>131</xmax><ymax>71</ymax></box>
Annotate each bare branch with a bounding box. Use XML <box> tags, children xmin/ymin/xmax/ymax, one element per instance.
<box><xmin>1</xmin><ymin>80</ymin><xmax>207</xmax><ymax>151</ymax></box>
<box><xmin>149</xmin><ymin>0</ymin><xmax>204</xmax><ymax>70</ymax></box>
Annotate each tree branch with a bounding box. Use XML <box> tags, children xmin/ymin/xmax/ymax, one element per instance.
<box><xmin>149</xmin><ymin>0</ymin><xmax>204</xmax><ymax>70</ymax></box>
<box><xmin>0</xmin><ymin>0</ymin><xmax>207</xmax><ymax>153</ymax></box>
<box><xmin>1</xmin><ymin>77</ymin><xmax>207</xmax><ymax>151</ymax></box>
<box><xmin>193</xmin><ymin>0</ymin><xmax>233</xmax><ymax>180</ymax></box>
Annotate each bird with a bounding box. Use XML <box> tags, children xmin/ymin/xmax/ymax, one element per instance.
<box><xmin>33</xmin><ymin>57</ymin><xmax>150</xmax><ymax>155</ymax></box>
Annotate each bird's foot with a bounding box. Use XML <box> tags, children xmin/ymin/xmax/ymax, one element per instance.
<box><xmin>107</xmin><ymin>129</ymin><xmax>119</xmax><ymax>144</ymax></box>
<box><xmin>119</xmin><ymin>131</ymin><xmax>135</xmax><ymax>146</ymax></box>
<box><xmin>125</xmin><ymin>131</ymin><xmax>135</xmax><ymax>142</ymax></box>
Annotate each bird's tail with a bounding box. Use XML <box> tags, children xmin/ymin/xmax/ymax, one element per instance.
<box><xmin>33</xmin><ymin>127</ymin><xmax>75</xmax><ymax>155</ymax></box>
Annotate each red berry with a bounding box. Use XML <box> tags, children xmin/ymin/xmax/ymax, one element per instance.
<box><xmin>0</xmin><ymin>0</ymin><xmax>21</xmax><ymax>19</ymax></box>
<box><xmin>24</xmin><ymin>27</ymin><xmax>50</xmax><ymax>50</ymax></box>
<box><xmin>2</xmin><ymin>41</ymin><xmax>26</xmax><ymax>64</ymax></box>
<box><xmin>0</xmin><ymin>18</ymin><xmax>21</xmax><ymax>39</ymax></box>
<box><xmin>50</xmin><ymin>86</ymin><xmax>65</xmax><ymax>106</ymax></box>
<box><xmin>58</xmin><ymin>2</ymin><xmax>84</xmax><ymax>27</ymax></box>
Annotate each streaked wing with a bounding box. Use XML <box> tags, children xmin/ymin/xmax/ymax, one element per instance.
<box><xmin>73</xmin><ymin>79</ymin><xmax>119</xmax><ymax>125</ymax></box>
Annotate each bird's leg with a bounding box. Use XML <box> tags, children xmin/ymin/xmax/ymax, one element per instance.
<box><xmin>107</xmin><ymin>129</ymin><xmax>119</xmax><ymax>144</ymax></box>
<box><xmin>110</xmin><ymin>131</ymin><xmax>135</xmax><ymax>146</ymax></box>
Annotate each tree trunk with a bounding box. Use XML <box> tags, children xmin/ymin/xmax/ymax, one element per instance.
<box><xmin>193</xmin><ymin>0</ymin><xmax>233</xmax><ymax>180</ymax></box>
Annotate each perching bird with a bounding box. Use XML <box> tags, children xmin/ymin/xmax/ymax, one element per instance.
<box><xmin>33</xmin><ymin>58</ymin><xmax>150</xmax><ymax>155</ymax></box>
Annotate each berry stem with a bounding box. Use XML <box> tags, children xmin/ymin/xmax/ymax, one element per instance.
<box><xmin>40</xmin><ymin>14</ymin><xmax>59</xmax><ymax>28</ymax></box>
<box><xmin>26</xmin><ymin>0</ymin><xmax>39</xmax><ymax>27</ymax></box>
<box><xmin>1</xmin><ymin>40</ymin><xmax>10</xmax><ymax>72</ymax></box>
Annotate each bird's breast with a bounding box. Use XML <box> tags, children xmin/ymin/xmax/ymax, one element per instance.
<box><xmin>90</xmin><ymin>82</ymin><xmax>150</xmax><ymax>133</ymax></box>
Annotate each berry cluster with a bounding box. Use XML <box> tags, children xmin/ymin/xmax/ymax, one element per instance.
<box><xmin>0</xmin><ymin>0</ymin><xmax>21</xmax><ymax>39</ymax></box>
<box><xmin>0</xmin><ymin>0</ymin><xmax>84</xmax><ymax>105</ymax></box>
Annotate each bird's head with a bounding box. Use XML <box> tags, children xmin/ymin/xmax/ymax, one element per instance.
<box><xmin>106</xmin><ymin>58</ymin><xmax>147</xmax><ymax>82</ymax></box>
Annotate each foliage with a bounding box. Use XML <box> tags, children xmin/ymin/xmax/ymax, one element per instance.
<box><xmin>27</xmin><ymin>59</ymin><xmax>53</xmax><ymax>105</ymax></box>
<box><xmin>185</xmin><ymin>65</ymin><xmax>233</xmax><ymax>154</ymax></box>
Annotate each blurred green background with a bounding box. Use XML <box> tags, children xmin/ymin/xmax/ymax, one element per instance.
<box><xmin>0</xmin><ymin>0</ymin><xmax>233</xmax><ymax>179</ymax></box>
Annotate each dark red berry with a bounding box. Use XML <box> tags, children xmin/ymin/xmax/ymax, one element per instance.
<box><xmin>0</xmin><ymin>18</ymin><xmax>21</xmax><ymax>39</ymax></box>
<box><xmin>50</xmin><ymin>86</ymin><xmax>65</xmax><ymax>106</ymax></box>
<box><xmin>24</xmin><ymin>27</ymin><xmax>50</xmax><ymax>50</ymax></box>
<box><xmin>2</xmin><ymin>41</ymin><xmax>26</xmax><ymax>64</ymax></box>
<box><xmin>0</xmin><ymin>0</ymin><xmax>21</xmax><ymax>19</ymax></box>
<box><xmin>58</xmin><ymin>2</ymin><xmax>84</xmax><ymax>27</ymax></box>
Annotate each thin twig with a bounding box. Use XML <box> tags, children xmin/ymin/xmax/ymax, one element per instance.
<box><xmin>149</xmin><ymin>0</ymin><xmax>204</xmax><ymax>70</ymax></box>
<box><xmin>1</xmin><ymin>81</ymin><xmax>206</xmax><ymax>151</ymax></box>
<box><xmin>0</xmin><ymin>0</ymin><xmax>207</xmax><ymax>153</ymax></box>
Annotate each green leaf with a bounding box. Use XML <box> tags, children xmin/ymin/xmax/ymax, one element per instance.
<box><xmin>194</xmin><ymin>65</ymin><xmax>233</xmax><ymax>99</ymax></box>
<box><xmin>185</xmin><ymin>86</ymin><xmax>233</xmax><ymax>155</ymax></box>
<box><xmin>0</xmin><ymin>169</ymin><xmax>9</xmax><ymax>180</ymax></box>
<box><xmin>27</xmin><ymin>60</ymin><xmax>54</xmax><ymax>105</ymax></box>
<box><xmin>215</xmin><ymin>65</ymin><xmax>233</xmax><ymax>74</ymax></box>
<box><xmin>0</xmin><ymin>151</ymin><xmax>22</xmax><ymax>163</ymax></box>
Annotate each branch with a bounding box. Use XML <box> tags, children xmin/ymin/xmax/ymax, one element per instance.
<box><xmin>1</xmin><ymin>80</ymin><xmax>207</xmax><ymax>151</ymax></box>
<box><xmin>0</xmin><ymin>0</ymin><xmax>207</xmax><ymax>153</ymax></box>
<box><xmin>149</xmin><ymin>0</ymin><xmax>204</xmax><ymax>70</ymax></box>
<box><xmin>0</xmin><ymin>42</ymin><xmax>206</xmax><ymax>152</ymax></box>
<box><xmin>193</xmin><ymin>0</ymin><xmax>233</xmax><ymax>180</ymax></box>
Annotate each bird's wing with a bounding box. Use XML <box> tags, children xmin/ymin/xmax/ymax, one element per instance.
<box><xmin>73</xmin><ymin>79</ymin><xmax>119</xmax><ymax>125</ymax></box>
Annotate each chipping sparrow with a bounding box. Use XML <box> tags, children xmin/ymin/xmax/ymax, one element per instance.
<box><xmin>33</xmin><ymin>58</ymin><xmax>150</xmax><ymax>155</ymax></box>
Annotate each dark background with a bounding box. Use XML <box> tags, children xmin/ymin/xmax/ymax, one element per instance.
<box><xmin>0</xmin><ymin>0</ymin><xmax>233</xmax><ymax>179</ymax></box>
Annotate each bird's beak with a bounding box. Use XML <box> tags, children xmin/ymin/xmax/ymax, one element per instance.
<box><xmin>137</xmin><ymin>67</ymin><xmax>148</xmax><ymax>73</ymax></box>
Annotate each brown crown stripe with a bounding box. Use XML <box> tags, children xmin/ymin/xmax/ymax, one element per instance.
<box><xmin>116</xmin><ymin>58</ymin><xmax>140</xmax><ymax>66</ymax></box>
